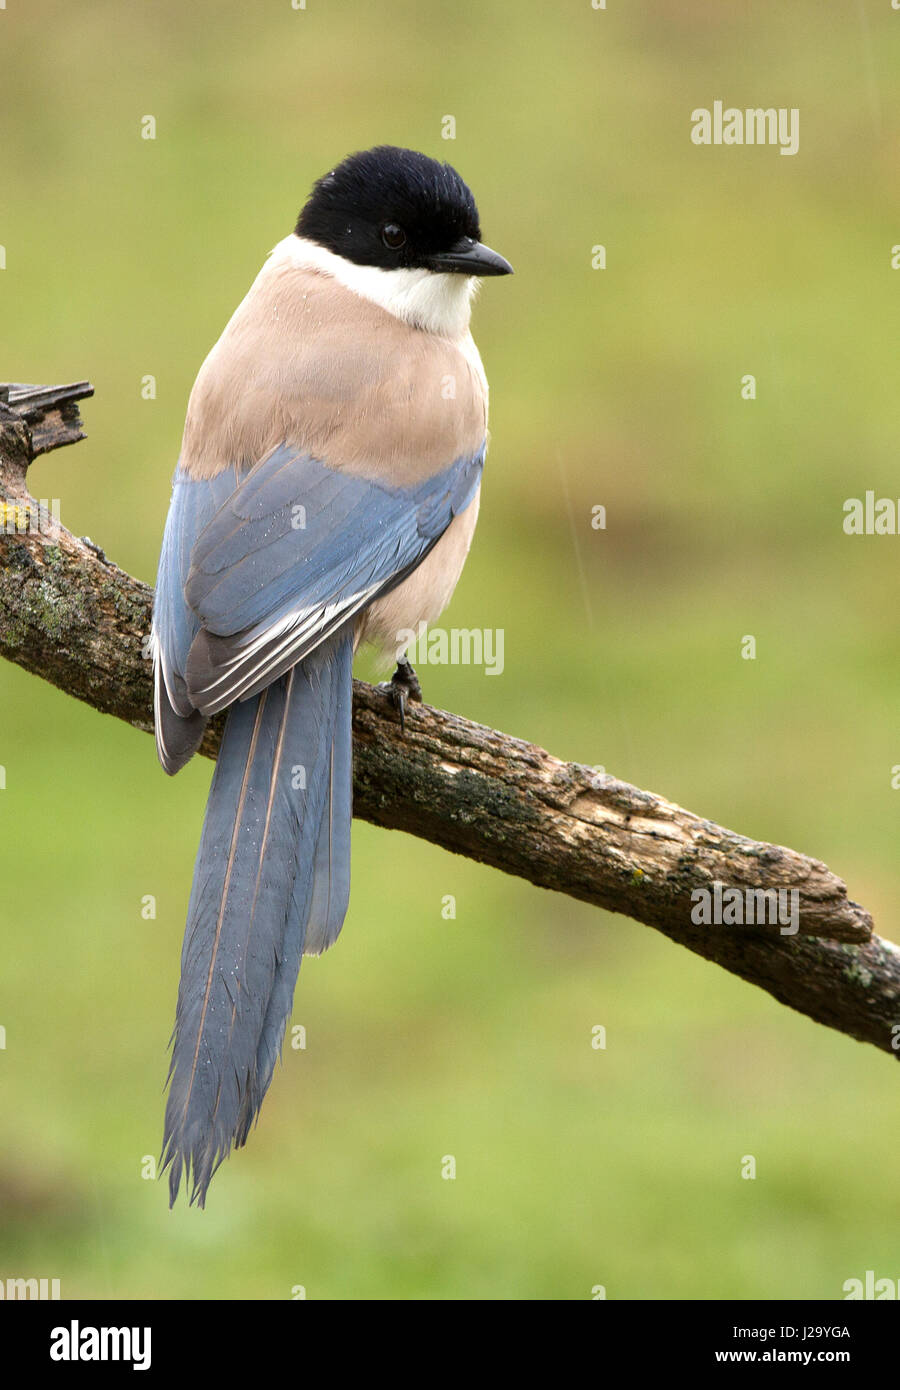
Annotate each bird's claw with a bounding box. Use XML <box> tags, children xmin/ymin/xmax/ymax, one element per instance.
<box><xmin>378</xmin><ymin>658</ymin><xmax>422</xmax><ymax>735</ymax></box>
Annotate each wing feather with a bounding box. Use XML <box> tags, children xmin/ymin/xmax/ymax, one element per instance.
<box><xmin>181</xmin><ymin>444</ymin><xmax>484</xmax><ymax>715</ymax></box>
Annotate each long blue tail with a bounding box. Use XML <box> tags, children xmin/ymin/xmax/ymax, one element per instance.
<box><xmin>161</xmin><ymin>631</ymin><xmax>354</xmax><ymax>1206</ymax></box>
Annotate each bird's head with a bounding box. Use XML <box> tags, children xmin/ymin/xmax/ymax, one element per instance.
<box><xmin>295</xmin><ymin>145</ymin><xmax>513</xmax><ymax>280</ymax></box>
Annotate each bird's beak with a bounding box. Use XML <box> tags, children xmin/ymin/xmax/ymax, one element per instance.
<box><xmin>428</xmin><ymin>238</ymin><xmax>514</xmax><ymax>277</ymax></box>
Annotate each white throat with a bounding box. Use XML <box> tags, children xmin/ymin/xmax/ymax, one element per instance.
<box><xmin>272</xmin><ymin>234</ymin><xmax>479</xmax><ymax>339</ymax></box>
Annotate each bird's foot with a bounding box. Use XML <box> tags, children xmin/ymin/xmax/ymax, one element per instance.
<box><xmin>378</xmin><ymin>658</ymin><xmax>422</xmax><ymax>735</ymax></box>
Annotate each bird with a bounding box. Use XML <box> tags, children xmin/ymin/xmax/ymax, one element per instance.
<box><xmin>151</xmin><ymin>145</ymin><xmax>512</xmax><ymax>1206</ymax></box>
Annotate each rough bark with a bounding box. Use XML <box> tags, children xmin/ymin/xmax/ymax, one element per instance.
<box><xmin>1</xmin><ymin>384</ymin><xmax>896</xmax><ymax>1061</ymax></box>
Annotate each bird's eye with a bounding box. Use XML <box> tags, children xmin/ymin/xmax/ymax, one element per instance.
<box><xmin>381</xmin><ymin>223</ymin><xmax>407</xmax><ymax>250</ymax></box>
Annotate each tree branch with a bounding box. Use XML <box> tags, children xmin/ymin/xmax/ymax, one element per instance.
<box><xmin>1</xmin><ymin>384</ymin><xmax>896</xmax><ymax>1061</ymax></box>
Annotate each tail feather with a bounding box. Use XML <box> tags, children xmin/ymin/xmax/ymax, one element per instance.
<box><xmin>249</xmin><ymin>637</ymin><xmax>354</xmax><ymax>1107</ymax></box>
<box><xmin>162</xmin><ymin>631</ymin><xmax>354</xmax><ymax>1206</ymax></box>
<box><xmin>300</xmin><ymin>635</ymin><xmax>354</xmax><ymax>957</ymax></box>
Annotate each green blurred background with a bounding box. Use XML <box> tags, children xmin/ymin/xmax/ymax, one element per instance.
<box><xmin>2</xmin><ymin>0</ymin><xmax>899</xmax><ymax>1300</ymax></box>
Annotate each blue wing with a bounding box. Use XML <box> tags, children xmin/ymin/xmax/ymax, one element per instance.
<box><xmin>153</xmin><ymin>442</ymin><xmax>485</xmax><ymax>758</ymax></box>
<box><xmin>152</xmin><ymin>466</ymin><xmax>239</xmax><ymax>773</ymax></box>
<box><xmin>181</xmin><ymin>443</ymin><xmax>484</xmax><ymax>717</ymax></box>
